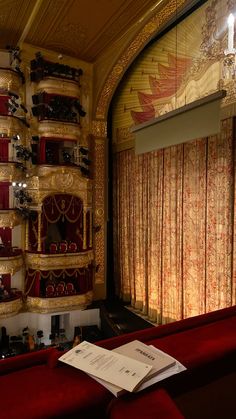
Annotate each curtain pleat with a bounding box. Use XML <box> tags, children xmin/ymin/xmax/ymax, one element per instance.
<box><xmin>113</xmin><ymin>118</ymin><xmax>236</xmax><ymax>323</ymax></box>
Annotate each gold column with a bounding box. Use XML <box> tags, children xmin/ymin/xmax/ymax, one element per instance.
<box><xmin>37</xmin><ymin>211</ymin><xmax>42</xmax><ymax>252</ymax></box>
<box><xmin>83</xmin><ymin>208</ymin><xmax>87</xmax><ymax>250</ymax></box>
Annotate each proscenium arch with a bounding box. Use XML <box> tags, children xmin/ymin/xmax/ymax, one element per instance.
<box><xmin>94</xmin><ymin>0</ymin><xmax>203</xmax><ymax>121</ymax></box>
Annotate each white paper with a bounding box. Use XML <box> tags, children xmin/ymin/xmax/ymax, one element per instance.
<box><xmin>59</xmin><ymin>340</ymin><xmax>153</xmax><ymax>392</ymax></box>
<box><xmin>90</xmin><ymin>343</ymin><xmax>186</xmax><ymax>397</ymax></box>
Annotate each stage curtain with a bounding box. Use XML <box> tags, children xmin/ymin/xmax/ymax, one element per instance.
<box><xmin>113</xmin><ymin>117</ymin><xmax>236</xmax><ymax>324</ymax></box>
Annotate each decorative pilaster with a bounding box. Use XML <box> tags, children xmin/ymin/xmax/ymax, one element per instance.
<box><xmin>25</xmin><ymin>219</ymin><xmax>29</xmax><ymax>251</ymax></box>
<box><xmin>92</xmin><ymin>120</ymin><xmax>107</xmax><ymax>290</ymax></box>
<box><xmin>89</xmin><ymin>209</ymin><xmax>93</xmax><ymax>248</ymax></box>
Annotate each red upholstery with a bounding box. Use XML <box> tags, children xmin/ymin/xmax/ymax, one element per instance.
<box><xmin>65</xmin><ymin>282</ymin><xmax>76</xmax><ymax>295</ymax></box>
<box><xmin>46</xmin><ymin>284</ymin><xmax>55</xmax><ymax>298</ymax></box>
<box><xmin>0</xmin><ymin>305</ymin><xmax>236</xmax><ymax>419</ymax></box>
<box><xmin>68</xmin><ymin>242</ymin><xmax>77</xmax><ymax>252</ymax></box>
<box><xmin>49</xmin><ymin>242</ymin><xmax>57</xmax><ymax>253</ymax></box>
<box><xmin>55</xmin><ymin>281</ymin><xmax>65</xmax><ymax>296</ymax></box>
<box><xmin>59</xmin><ymin>241</ymin><xmax>67</xmax><ymax>253</ymax></box>
<box><xmin>107</xmin><ymin>388</ymin><xmax>184</xmax><ymax>419</ymax></box>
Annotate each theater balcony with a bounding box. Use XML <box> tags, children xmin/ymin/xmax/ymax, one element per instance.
<box><xmin>0</xmin><ymin>291</ymin><xmax>23</xmax><ymax>318</ymax></box>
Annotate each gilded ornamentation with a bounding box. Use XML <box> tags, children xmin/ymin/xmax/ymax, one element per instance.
<box><xmin>0</xmin><ymin>68</ymin><xmax>22</xmax><ymax>93</ymax></box>
<box><xmin>93</xmin><ymin>141</ymin><xmax>105</xmax><ymax>284</ymax></box>
<box><xmin>37</xmin><ymin>77</ymin><xmax>80</xmax><ymax>97</ymax></box>
<box><xmin>26</xmin><ymin>292</ymin><xmax>93</xmax><ymax>314</ymax></box>
<box><xmin>0</xmin><ymin>255</ymin><xmax>23</xmax><ymax>274</ymax></box>
<box><xmin>92</xmin><ymin>120</ymin><xmax>107</xmax><ymax>138</ymax></box>
<box><xmin>0</xmin><ymin>210</ymin><xmax>21</xmax><ymax>228</ymax></box>
<box><xmin>0</xmin><ymin>115</ymin><xmax>25</xmax><ymax>139</ymax></box>
<box><xmin>95</xmin><ymin>0</ymin><xmax>187</xmax><ymax>119</ymax></box>
<box><xmin>0</xmin><ymin>163</ymin><xmax>22</xmax><ymax>182</ymax></box>
<box><xmin>0</xmin><ymin>298</ymin><xmax>23</xmax><ymax>319</ymax></box>
<box><xmin>27</xmin><ymin>166</ymin><xmax>93</xmax><ymax>207</ymax></box>
<box><xmin>38</xmin><ymin>120</ymin><xmax>81</xmax><ymax>140</ymax></box>
<box><xmin>25</xmin><ymin>250</ymin><xmax>94</xmax><ymax>270</ymax></box>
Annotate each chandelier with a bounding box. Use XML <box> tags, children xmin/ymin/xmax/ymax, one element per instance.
<box><xmin>222</xmin><ymin>13</ymin><xmax>236</xmax><ymax>79</ymax></box>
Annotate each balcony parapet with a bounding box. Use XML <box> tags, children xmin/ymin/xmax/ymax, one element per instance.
<box><xmin>0</xmin><ymin>67</ymin><xmax>22</xmax><ymax>94</ymax></box>
<box><xmin>0</xmin><ymin>295</ymin><xmax>23</xmax><ymax>318</ymax></box>
<box><xmin>37</xmin><ymin>77</ymin><xmax>80</xmax><ymax>97</ymax></box>
<box><xmin>0</xmin><ymin>161</ymin><xmax>24</xmax><ymax>182</ymax></box>
<box><xmin>0</xmin><ymin>209</ymin><xmax>22</xmax><ymax>228</ymax></box>
<box><xmin>0</xmin><ymin>115</ymin><xmax>26</xmax><ymax>138</ymax></box>
<box><xmin>26</xmin><ymin>291</ymin><xmax>93</xmax><ymax>314</ymax></box>
<box><xmin>38</xmin><ymin>119</ymin><xmax>81</xmax><ymax>141</ymax></box>
<box><xmin>25</xmin><ymin>250</ymin><xmax>94</xmax><ymax>271</ymax></box>
<box><xmin>0</xmin><ymin>254</ymin><xmax>23</xmax><ymax>274</ymax></box>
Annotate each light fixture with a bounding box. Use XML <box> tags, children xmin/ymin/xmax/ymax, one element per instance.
<box><xmin>222</xmin><ymin>13</ymin><xmax>236</xmax><ymax>79</ymax></box>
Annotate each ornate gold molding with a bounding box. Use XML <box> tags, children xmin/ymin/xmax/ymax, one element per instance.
<box><xmin>0</xmin><ymin>210</ymin><xmax>21</xmax><ymax>228</ymax></box>
<box><xmin>26</xmin><ymin>291</ymin><xmax>93</xmax><ymax>313</ymax></box>
<box><xmin>95</xmin><ymin>0</ymin><xmax>187</xmax><ymax>120</ymax></box>
<box><xmin>0</xmin><ymin>68</ymin><xmax>22</xmax><ymax>94</ymax></box>
<box><xmin>27</xmin><ymin>165</ymin><xmax>93</xmax><ymax>206</ymax></box>
<box><xmin>0</xmin><ymin>115</ymin><xmax>26</xmax><ymax>139</ymax></box>
<box><xmin>37</xmin><ymin>77</ymin><xmax>80</xmax><ymax>97</ymax></box>
<box><xmin>0</xmin><ymin>255</ymin><xmax>23</xmax><ymax>274</ymax></box>
<box><xmin>0</xmin><ymin>298</ymin><xmax>23</xmax><ymax>319</ymax></box>
<box><xmin>25</xmin><ymin>250</ymin><xmax>94</xmax><ymax>270</ymax></box>
<box><xmin>0</xmin><ymin>162</ymin><xmax>23</xmax><ymax>182</ymax></box>
<box><xmin>92</xmin><ymin>120</ymin><xmax>107</xmax><ymax>138</ymax></box>
<box><xmin>93</xmin><ymin>141</ymin><xmax>105</xmax><ymax>284</ymax></box>
<box><xmin>38</xmin><ymin>120</ymin><xmax>81</xmax><ymax>140</ymax></box>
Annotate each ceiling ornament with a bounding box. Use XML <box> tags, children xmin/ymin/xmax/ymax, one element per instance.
<box><xmin>95</xmin><ymin>0</ymin><xmax>188</xmax><ymax>120</ymax></box>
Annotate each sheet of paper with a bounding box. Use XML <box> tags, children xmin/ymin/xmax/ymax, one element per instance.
<box><xmin>59</xmin><ymin>340</ymin><xmax>153</xmax><ymax>392</ymax></box>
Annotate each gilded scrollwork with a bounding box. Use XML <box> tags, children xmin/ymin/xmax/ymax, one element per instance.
<box><xmin>0</xmin><ymin>68</ymin><xmax>22</xmax><ymax>93</ymax></box>
<box><xmin>0</xmin><ymin>298</ymin><xmax>23</xmax><ymax>319</ymax></box>
<box><xmin>25</xmin><ymin>250</ymin><xmax>94</xmax><ymax>270</ymax></box>
<box><xmin>0</xmin><ymin>210</ymin><xmax>21</xmax><ymax>228</ymax></box>
<box><xmin>26</xmin><ymin>292</ymin><xmax>93</xmax><ymax>313</ymax></box>
<box><xmin>0</xmin><ymin>255</ymin><xmax>23</xmax><ymax>275</ymax></box>
<box><xmin>0</xmin><ymin>163</ymin><xmax>22</xmax><ymax>182</ymax></box>
<box><xmin>38</xmin><ymin>120</ymin><xmax>81</xmax><ymax>140</ymax></box>
<box><xmin>92</xmin><ymin>120</ymin><xmax>107</xmax><ymax>138</ymax></box>
<box><xmin>0</xmin><ymin>115</ymin><xmax>25</xmax><ymax>139</ymax></box>
<box><xmin>37</xmin><ymin>77</ymin><xmax>80</xmax><ymax>97</ymax></box>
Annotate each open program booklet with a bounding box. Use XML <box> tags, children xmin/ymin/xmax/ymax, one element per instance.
<box><xmin>59</xmin><ymin>340</ymin><xmax>186</xmax><ymax>396</ymax></box>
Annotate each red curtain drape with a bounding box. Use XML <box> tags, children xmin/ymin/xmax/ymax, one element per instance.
<box><xmin>0</xmin><ymin>139</ymin><xmax>10</xmax><ymax>161</ymax></box>
<box><xmin>0</xmin><ymin>182</ymin><xmax>10</xmax><ymax>209</ymax></box>
<box><xmin>1</xmin><ymin>274</ymin><xmax>11</xmax><ymax>291</ymax></box>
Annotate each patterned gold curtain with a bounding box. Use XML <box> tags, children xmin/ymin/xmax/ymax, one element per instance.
<box><xmin>113</xmin><ymin>118</ymin><xmax>236</xmax><ymax>324</ymax></box>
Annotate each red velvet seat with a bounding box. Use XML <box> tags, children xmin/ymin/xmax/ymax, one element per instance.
<box><xmin>46</xmin><ymin>284</ymin><xmax>55</xmax><ymax>298</ymax></box>
<box><xmin>65</xmin><ymin>282</ymin><xmax>76</xmax><ymax>295</ymax></box>
<box><xmin>59</xmin><ymin>241</ymin><xmax>67</xmax><ymax>253</ymax></box>
<box><xmin>49</xmin><ymin>242</ymin><xmax>57</xmax><ymax>253</ymax></box>
<box><xmin>55</xmin><ymin>281</ymin><xmax>65</xmax><ymax>296</ymax></box>
<box><xmin>68</xmin><ymin>242</ymin><xmax>77</xmax><ymax>252</ymax></box>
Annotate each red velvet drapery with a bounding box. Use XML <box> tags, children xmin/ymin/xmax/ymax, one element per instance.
<box><xmin>0</xmin><ymin>182</ymin><xmax>10</xmax><ymax>209</ymax></box>
<box><xmin>0</xmin><ymin>138</ymin><xmax>10</xmax><ymax>161</ymax></box>
<box><xmin>41</xmin><ymin>194</ymin><xmax>83</xmax><ymax>252</ymax></box>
